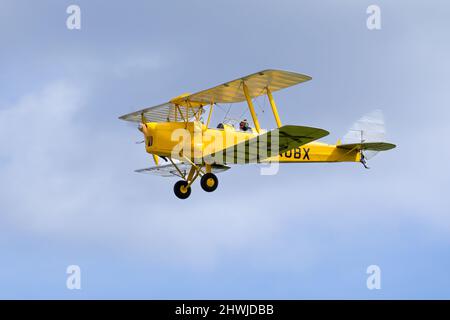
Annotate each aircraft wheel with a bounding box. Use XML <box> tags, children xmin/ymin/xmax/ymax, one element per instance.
<box><xmin>174</xmin><ymin>180</ymin><xmax>191</xmax><ymax>199</ymax></box>
<box><xmin>200</xmin><ymin>173</ymin><xmax>218</xmax><ymax>192</ymax></box>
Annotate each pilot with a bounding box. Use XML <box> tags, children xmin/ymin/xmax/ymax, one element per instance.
<box><xmin>239</xmin><ymin>119</ymin><xmax>251</xmax><ymax>132</ymax></box>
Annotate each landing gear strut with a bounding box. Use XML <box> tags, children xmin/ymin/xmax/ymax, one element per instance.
<box><xmin>170</xmin><ymin>159</ymin><xmax>220</xmax><ymax>199</ymax></box>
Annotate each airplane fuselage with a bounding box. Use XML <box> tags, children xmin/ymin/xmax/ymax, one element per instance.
<box><xmin>140</xmin><ymin>121</ymin><xmax>360</xmax><ymax>164</ymax></box>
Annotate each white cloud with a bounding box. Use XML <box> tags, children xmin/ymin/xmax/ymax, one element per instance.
<box><xmin>1</xmin><ymin>78</ymin><xmax>449</xmax><ymax>273</ymax></box>
<box><xmin>0</xmin><ymin>82</ymin><xmax>305</xmax><ymax>270</ymax></box>
<box><xmin>112</xmin><ymin>53</ymin><xmax>164</xmax><ymax>77</ymax></box>
<box><xmin>0</xmin><ymin>82</ymin><xmax>89</xmax><ymax>224</ymax></box>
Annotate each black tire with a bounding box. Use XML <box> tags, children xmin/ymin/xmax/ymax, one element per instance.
<box><xmin>174</xmin><ymin>180</ymin><xmax>191</xmax><ymax>199</ymax></box>
<box><xmin>200</xmin><ymin>173</ymin><xmax>218</xmax><ymax>192</ymax></box>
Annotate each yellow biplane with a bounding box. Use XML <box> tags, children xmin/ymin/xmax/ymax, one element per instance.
<box><xmin>119</xmin><ymin>70</ymin><xmax>395</xmax><ymax>199</ymax></box>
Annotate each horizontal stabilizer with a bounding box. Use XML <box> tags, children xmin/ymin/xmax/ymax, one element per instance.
<box><xmin>337</xmin><ymin>142</ymin><xmax>396</xmax><ymax>151</ymax></box>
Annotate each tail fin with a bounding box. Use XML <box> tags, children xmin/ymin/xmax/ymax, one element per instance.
<box><xmin>339</xmin><ymin>110</ymin><xmax>395</xmax><ymax>159</ymax></box>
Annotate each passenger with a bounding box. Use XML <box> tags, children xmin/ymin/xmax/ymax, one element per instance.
<box><xmin>217</xmin><ymin>123</ymin><xmax>224</xmax><ymax>129</ymax></box>
<box><xmin>239</xmin><ymin>119</ymin><xmax>251</xmax><ymax>131</ymax></box>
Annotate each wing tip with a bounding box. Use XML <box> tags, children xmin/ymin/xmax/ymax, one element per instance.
<box><xmin>279</xmin><ymin>125</ymin><xmax>329</xmax><ymax>137</ymax></box>
<box><xmin>260</xmin><ymin>69</ymin><xmax>312</xmax><ymax>81</ymax></box>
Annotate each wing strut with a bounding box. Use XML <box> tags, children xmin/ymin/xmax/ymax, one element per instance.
<box><xmin>243</xmin><ymin>82</ymin><xmax>261</xmax><ymax>133</ymax></box>
<box><xmin>266</xmin><ymin>87</ymin><xmax>282</xmax><ymax>128</ymax></box>
<box><xmin>206</xmin><ymin>103</ymin><xmax>214</xmax><ymax>128</ymax></box>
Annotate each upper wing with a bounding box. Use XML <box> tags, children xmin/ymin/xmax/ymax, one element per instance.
<box><xmin>337</xmin><ymin>142</ymin><xmax>396</xmax><ymax>151</ymax></box>
<box><xmin>118</xmin><ymin>101</ymin><xmax>204</xmax><ymax>123</ymax></box>
<box><xmin>135</xmin><ymin>163</ymin><xmax>230</xmax><ymax>178</ymax></box>
<box><xmin>186</xmin><ymin>69</ymin><xmax>311</xmax><ymax>104</ymax></box>
<box><xmin>205</xmin><ymin>125</ymin><xmax>329</xmax><ymax>164</ymax></box>
<box><xmin>118</xmin><ymin>70</ymin><xmax>311</xmax><ymax>123</ymax></box>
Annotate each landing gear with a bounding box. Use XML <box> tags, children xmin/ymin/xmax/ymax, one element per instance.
<box><xmin>174</xmin><ymin>180</ymin><xmax>191</xmax><ymax>199</ymax></box>
<box><xmin>169</xmin><ymin>158</ymin><xmax>220</xmax><ymax>199</ymax></box>
<box><xmin>200</xmin><ymin>173</ymin><xmax>218</xmax><ymax>192</ymax></box>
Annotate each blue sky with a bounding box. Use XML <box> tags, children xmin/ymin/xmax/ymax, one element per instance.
<box><xmin>1</xmin><ymin>0</ymin><xmax>450</xmax><ymax>299</ymax></box>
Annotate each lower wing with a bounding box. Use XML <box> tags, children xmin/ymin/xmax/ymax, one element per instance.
<box><xmin>135</xmin><ymin>163</ymin><xmax>230</xmax><ymax>178</ymax></box>
<box><xmin>205</xmin><ymin>125</ymin><xmax>329</xmax><ymax>164</ymax></box>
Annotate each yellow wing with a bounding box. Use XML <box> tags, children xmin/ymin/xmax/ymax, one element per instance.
<box><xmin>118</xmin><ymin>69</ymin><xmax>311</xmax><ymax>123</ymax></box>
<box><xmin>118</xmin><ymin>101</ymin><xmax>204</xmax><ymax>123</ymax></box>
<box><xmin>205</xmin><ymin>125</ymin><xmax>329</xmax><ymax>164</ymax></box>
<box><xmin>180</xmin><ymin>69</ymin><xmax>311</xmax><ymax>104</ymax></box>
<box><xmin>135</xmin><ymin>163</ymin><xmax>230</xmax><ymax>178</ymax></box>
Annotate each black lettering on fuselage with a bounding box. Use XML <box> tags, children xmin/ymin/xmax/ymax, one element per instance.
<box><xmin>303</xmin><ymin>148</ymin><xmax>310</xmax><ymax>160</ymax></box>
<box><xmin>281</xmin><ymin>147</ymin><xmax>311</xmax><ymax>160</ymax></box>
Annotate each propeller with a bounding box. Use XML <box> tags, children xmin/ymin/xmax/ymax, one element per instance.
<box><xmin>138</xmin><ymin>113</ymin><xmax>159</xmax><ymax>166</ymax></box>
